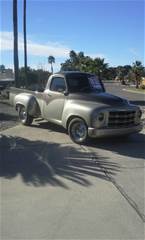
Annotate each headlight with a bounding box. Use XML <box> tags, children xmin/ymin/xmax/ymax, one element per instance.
<box><xmin>98</xmin><ymin>112</ymin><xmax>105</xmax><ymax>122</ymax></box>
<box><xmin>137</xmin><ymin>109</ymin><xmax>142</xmax><ymax>118</ymax></box>
<box><xmin>135</xmin><ymin>109</ymin><xmax>142</xmax><ymax>123</ymax></box>
<box><xmin>92</xmin><ymin>112</ymin><xmax>107</xmax><ymax>128</ymax></box>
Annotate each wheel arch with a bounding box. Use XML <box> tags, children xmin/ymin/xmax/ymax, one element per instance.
<box><xmin>66</xmin><ymin>115</ymin><xmax>87</xmax><ymax>130</ymax></box>
<box><xmin>15</xmin><ymin>94</ymin><xmax>41</xmax><ymax>117</ymax></box>
<box><xmin>16</xmin><ymin>103</ymin><xmax>25</xmax><ymax>111</ymax></box>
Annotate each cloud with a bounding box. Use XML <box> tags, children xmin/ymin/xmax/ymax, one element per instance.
<box><xmin>0</xmin><ymin>31</ymin><xmax>109</xmax><ymax>70</ymax></box>
<box><xmin>0</xmin><ymin>31</ymin><xmax>70</xmax><ymax>58</ymax></box>
<box><xmin>0</xmin><ymin>32</ymin><xmax>108</xmax><ymax>59</ymax></box>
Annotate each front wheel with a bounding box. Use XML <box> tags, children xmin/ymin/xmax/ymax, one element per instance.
<box><xmin>18</xmin><ymin>106</ymin><xmax>33</xmax><ymax>125</ymax></box>
<box><xmin>68</xmin><ymin>118</ymin><xmax>88</xmax><ymax>144</ymax></box>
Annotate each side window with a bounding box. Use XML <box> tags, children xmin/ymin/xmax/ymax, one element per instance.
<box><xmin>50</xmin><ymin>77</ymin><xmax>66</xmax><ymax>92</ymax></box>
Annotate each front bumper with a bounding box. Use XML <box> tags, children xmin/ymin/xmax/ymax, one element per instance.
<box><xmin>88</xmin><ymin>123</ymin><xmax>143</xmax><ymax>138</ymax></box>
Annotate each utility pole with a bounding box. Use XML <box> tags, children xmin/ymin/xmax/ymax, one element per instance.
<box><xmin>24</xmin><ymin>0</ymin><xmax>28</xmax><ymax>87</ymax></box>
<box><xmin>13</xmin><ymin>0</ymin><xmax>19</xmax><ymax>87</ymax></box>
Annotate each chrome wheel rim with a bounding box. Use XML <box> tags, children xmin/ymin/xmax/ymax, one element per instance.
<box><xmin>71</xmin><ymin>121</ymin><xmax>87</xmax><ymax>142</ymax></box>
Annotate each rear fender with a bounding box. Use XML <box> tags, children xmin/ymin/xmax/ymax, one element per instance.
<box><xmin>15</xmin><ymin>93</ymin><xmax>41</xmax><ymax>117</ymax></box>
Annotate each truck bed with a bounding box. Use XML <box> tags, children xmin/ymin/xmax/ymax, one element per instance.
<box><xmin>9</xmin><ymin>87</ymin><xmax>44</xmax><ymax>106</ymax></box>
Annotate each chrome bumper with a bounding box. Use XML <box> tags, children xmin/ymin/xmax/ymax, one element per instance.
<box><xmin>88</xmin><ymin>123</ymin><xmax>143</xmax><ymax>138</ymax></box>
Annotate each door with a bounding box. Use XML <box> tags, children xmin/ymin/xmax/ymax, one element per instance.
<box><xmin>43</xmin><ymin>76</ymin><xmax>66</xmax><ymax>123</ymax></box>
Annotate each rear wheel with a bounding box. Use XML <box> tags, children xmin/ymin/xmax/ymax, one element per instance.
<box><xmin>18</xmin><ymin>105</ymin><xmax>33</xmax><ymax>125</ymax></box>
<box><xmin>68</xmin><ymin>118</ymin><xmax>88</xmax><ymax>144</ymax></box>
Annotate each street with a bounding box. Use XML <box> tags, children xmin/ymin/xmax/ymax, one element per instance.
<box><xmin>0</xmin><ymin>84</ymin><xmax>145</xmax><ymax>239</ymax></box>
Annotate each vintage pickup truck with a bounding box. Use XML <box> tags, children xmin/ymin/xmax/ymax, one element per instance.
<box><xmin>10</xmin><ymin>71</ymin><xmax>143</xmax><ymax>143</ymax></box>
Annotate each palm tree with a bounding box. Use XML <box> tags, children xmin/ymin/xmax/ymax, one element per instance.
<box><xmin>23</xmin><ymin>0</ymin><xmax>28</xmax><ymax>87</ymax></box>
<box><xmin>48</xmin><ymin>56</ymin><xmax>55</xmax><ymax>73</ymax></box>
<box><xmin>94</xmin><ymin>58</ymin><xmax>108</xmax><ymax>79</ymax></box>
<box><xmin>13</xmin><ymin>0</ymin><xmax>19</xmax><ymax>87</ymax></box>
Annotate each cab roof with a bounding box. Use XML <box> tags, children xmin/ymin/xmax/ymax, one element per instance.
<box><xmin>55</xmin><ymin>71</ymin><xmax>93</xmax><ymax>77</ymax></box>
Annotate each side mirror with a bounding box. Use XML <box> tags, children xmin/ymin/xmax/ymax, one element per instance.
<box><xmin>57</xmin><ymin>88</ymin><xmax>69</xmax><ymax>95</ymax></box>
<box><xmin>57</xmin><ymin>88</ymin><xmax>65</xmax><ymax>93</ymax></box>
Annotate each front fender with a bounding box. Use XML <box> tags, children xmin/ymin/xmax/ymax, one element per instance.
<box><xmin>62</xmin><ymin>101</ymin><xmax>93</xmax><ymax>128</ymax></box>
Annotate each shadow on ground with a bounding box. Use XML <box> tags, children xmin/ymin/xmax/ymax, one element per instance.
<box><xmin>87</xmin><ymin>132</ymin><xmax>145</xmax><ymax>160</ymax></box>
<box><xmin>27</xmin><ymin>120</ymin><xmax>145</xmax><ymax>160</ymax></box>
<box><xmin>0</xmin><ymin>113</ymin><xmax>18</xmax><ymax>122</ymax></box>
<box><xmin>32</xmin><ymin>120</ymin><xmax>67</xmax><ymax>133</ymax></box>
<box><xmin>0</xmin><ymin>135</ymin><xmax>120</xmax><ymax>188</ymax></box>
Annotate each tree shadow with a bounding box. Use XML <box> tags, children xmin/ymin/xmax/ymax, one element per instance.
<box><xmin>31</xmin><ymin>120</ymin><xmax>67</xmax><ymax>133</ymax></box>
<box><xmin>0</xmin><ymin>135</ymin><xmax>120</xmax><ymax>188</ymax></box>
<box><xmin>87</xmin><ymin>132</ymin><xmax>145</xmax><ymax>160</ymax></box>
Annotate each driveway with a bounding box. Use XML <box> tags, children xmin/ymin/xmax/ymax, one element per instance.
<box><xmin>0</xmin><ymin>121</ymin><xmax>144</xmax><ymax>239</ymax></box>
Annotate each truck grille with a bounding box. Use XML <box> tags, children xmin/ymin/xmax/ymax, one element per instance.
<box><xmin>108</xmin><ymin>110</ymin><xmax>136</xmax><ymax>128</ymax></box>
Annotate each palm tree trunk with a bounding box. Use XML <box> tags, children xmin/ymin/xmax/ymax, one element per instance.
<box><xmin>13</xmin><ymin>0</ymin><xmax>19</xmax><ymax>87</ymax></box>
<box><xmin>136</xmin><ymin>75</ymin><xmax>139</xmax><ymax>88</ymax></box>
<box><xmin>51</xmin><ymin>63</ymin><xmax>53</xmax><ymax>74</ymax></box>
<box><xmin>23</xmin><ymin>0</ymin><xmax>28</xmax><ymax>88</ymax></box>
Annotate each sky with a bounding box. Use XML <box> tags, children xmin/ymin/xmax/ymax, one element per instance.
<box><xmin>0</xmin><ymin>0</ymin><xmax>144</xmax><ymax>72</ymax></box>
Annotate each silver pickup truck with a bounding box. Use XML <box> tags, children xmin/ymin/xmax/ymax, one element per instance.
<box><xmin>10</xmin><ymin>71</ymin><xmax>143</xmax><ymax>143</ymax></box>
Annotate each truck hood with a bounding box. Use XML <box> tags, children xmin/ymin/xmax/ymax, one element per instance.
<box><xmin>68</xmin><ymin>92</ymin><xmax>128</xmax><ymax>107</ymax></box>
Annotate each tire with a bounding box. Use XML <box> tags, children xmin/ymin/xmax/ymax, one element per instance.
<box><xmin>68</xmin><ymin>118</ymin><xmax>88</xmax><ymax>144</ymax></box>
<box><xmin>18</xmin><ymin>105</ymin><xmax>33</xmax><ymax>125</ymax></box>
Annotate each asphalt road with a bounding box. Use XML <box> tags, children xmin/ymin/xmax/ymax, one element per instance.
<box><xmin>0</xmin><ymin>84</ymin><xmax>145</xmax><ymax>239</ymax></box>
<box><xmin>105</xmin><ymin>83</ymin><xmax>145</xmax><ymax>110</ymax></box>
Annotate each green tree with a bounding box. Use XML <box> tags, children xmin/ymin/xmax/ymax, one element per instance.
<box><xmin>132</xmin><ymin>61</ymin><xmax>144</xmax><ymax>88</ymax></box>
<box><xmin>93</xmin><ymin>58</ymin><xmax>108</xmax><ymax>79</ymax></box>
<box><xmin>19</xmin><ymin>67</ymin><xmax>36</xmax><ymax>87</ymax></box>
<box><xmin>48</xmin><ymin>56</ymin><xmax>55</xmax><ymax>73</ymax></box>
<box><xmin>61</xmin><ymin>59</ymin><xmax>79</xmax><ymax>71</ymax></box>
<box><xmin>19</xmin><ymin>67</ymin><xmax>51</xmax><ymax>90</ymax></box>
<box><xmin>116</xmin><ymin>65</ymin><xmax>132</xmax><ymax>83</ymax></box>
<box><xmin>116</xmin><ymin>66</ymin><xmax>124</xmax><ymax>81</ymax></box>
<box><xmin>0</xmin><ymin>65</ymin><xmax>5</xmax><ymax>73</ymax></box>
<box><xmin>69</xmin><ymin>50</ymin><xmax>79</xmax><ymax>67</ymax></box>
<box><xmin>61</xmin><ymin>50</ymin><xmax>108</xmax><ymax>77</ymax></box>
<box><xmin>61</xmin><ymin>51</ymin><xmax>80</xmax><ymax>71</ymax></box>
<box><xmin>103</xmin><ymin>67</ymin><xmax>117</xmax><ymax>80</ymax></box>
<box><xmin>13</xmin><ymin>0</ymin><xmax>19</xmax><ymax>87</ymax></box>
<box><xmin>127</xmin><ymin>70</ymin><xmax>136</xmax><ymax>83</ymax></box>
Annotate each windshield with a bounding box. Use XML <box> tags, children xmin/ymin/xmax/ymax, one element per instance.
<box><xmin>66</xmin><ymin>73</ymin><xmax>104</xmax><ymax>93</ymax></box>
